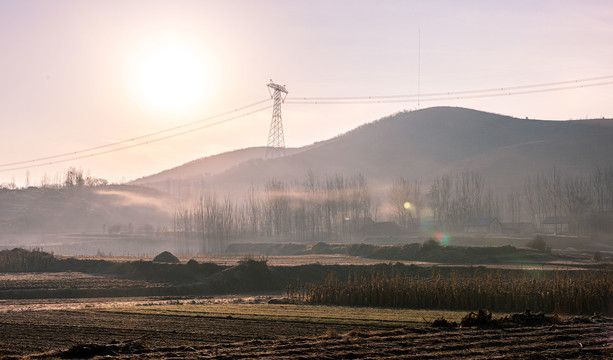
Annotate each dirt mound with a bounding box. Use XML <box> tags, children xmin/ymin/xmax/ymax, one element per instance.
<box><xmin>433</xmin><ymin>309</ymin><xmax>585</xmax><ymax>329</ymax></box>
<box><xmin>207</xmin><ymin>258</ymin><xmax>275</xmax><ymax>293</ymax></box>
<box><xmin>460</xmin><ymin>309</ymin><xmax>495</xmax><ymax>327</ymax></box>
<box><xmin>268</xmin><ymin>297</ymin><xmax>296</xmax><ymax>305</ymax></box>
<box><xmin>506</xmin><ymin>309</ymin><xmax>563</xmax><ymax>326</ymax></box>
<box><xmin>56</xmin><ymin>341</ymin><xmax>148</xmax><ymax>358</ymax></box>
<box><xmin>152</xmin><ymin>251</ymin><xmax>180</xmax><ymax>263</ymax></box>
<box><xmin>431</xmin><ymin>317</ymin><xmax>458</xmax><ymax>328</ymax></box>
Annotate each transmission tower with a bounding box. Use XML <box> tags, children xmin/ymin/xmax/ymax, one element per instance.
<box><xmin>266</xmin><ymin>80</ymin><xmax>288</xmax><ymax>159</ymax></box>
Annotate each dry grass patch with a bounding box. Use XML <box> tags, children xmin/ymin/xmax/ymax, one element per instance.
<box><xmin>95</xmin><ymin>303</ymin><xmax>491</xmax><ymax>327</ymax></box>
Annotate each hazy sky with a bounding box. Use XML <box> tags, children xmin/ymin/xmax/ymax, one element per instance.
<box><xmin>1</xmin><ymin>0</ymin><xmax>612</xmax><ymax>186</ymax></box>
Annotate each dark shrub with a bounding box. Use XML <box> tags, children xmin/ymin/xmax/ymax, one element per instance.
<box><xmin>421</xmin><ymin>238</ymin><xmax>441</xmax><ymax>252</ymax></box>
<box><xmin>311</xmin><ymin>242</ymin><xmax>332</xmax><ymax>254</ymax></box>
<box><xmin>527</xmin><ymin>235</ymin><xmax>549</xmax><ymax>252</ymax></box>
<box><xmin>345</xmin><ymin>243</ymin><xmax>376</xmax><ymax>257</ymax></box>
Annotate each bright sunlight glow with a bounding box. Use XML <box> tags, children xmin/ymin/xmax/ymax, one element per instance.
<box><xmin>131</xmin><ymin>36</ymin><xmax>212</xmax><ymax>116</ymax></box>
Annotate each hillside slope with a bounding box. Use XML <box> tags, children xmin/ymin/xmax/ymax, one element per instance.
<box><xmin>0</xmin><ymin>185</ymin><xmax>174</xmax><ymax>234</ymax></box>
<box><xmin>134</xmin><ymin>107</ymin><xmax>613</xmax><ymax>194</ymax></box>
<box><xmin>130</xmin><ymin>146</ymin><xmax>305</xmax><ymax>192</ymax></box>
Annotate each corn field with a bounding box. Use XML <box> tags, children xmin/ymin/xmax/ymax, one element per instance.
<box><xmin>0</xmin><ymin>248</ymin><xmax>58</xmax><ymax>272</ymax></box>
<box><xmin>288</xmin><ymin>269</ymin><xmax>613</xmax><ymax>314</ymax></box>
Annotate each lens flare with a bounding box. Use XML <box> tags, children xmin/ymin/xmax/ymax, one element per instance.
<box><xmin>434</xmin><ymin>231</ymin><xmax>451</xmax><ymax>245</ymax></box>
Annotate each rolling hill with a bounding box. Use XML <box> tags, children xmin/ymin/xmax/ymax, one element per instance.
<box><xmin>130</xmin><ymin>146</ymin><xmax>305</xmax><ymax>194</ymax></box>
<box><xmin>133</xmin><ymin>107</ymin><xmax>613</xmax><ymax>196</ymax></box>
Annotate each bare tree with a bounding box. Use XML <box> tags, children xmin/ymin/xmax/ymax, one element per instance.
<box><xmin>507</xmin><ymin>191</ymin><xmax>521</xmax><ymax>228</ymax></box>
<box><xmin>389</xmin><ymin>177</ymin><xmax>412</xmax><ymax>230</ymax></box>
<box><xmin>245</xmin><ymin>185</ymin><xmax>261</xmax><ymax>238</ymax></box>
<box><xmin>544</xmin><ymin>167</ymin><xmax>566</xmax><ymax>234</ymax></box>
<box><xmin>591</xmin><ymin>166</ymin><xmax>613</xmax><ymax>212</ymax></box>
<box><xmin>428</xmin><ymin>174</ymin><xmax>451</xmax><ymax>229</ymax></box>
<box><xmin>390</xmin><ymin>177</ymin><xmax>423</xmax><ymax>232</ymax></box>
<box><xmin>264</xmin><ymin>180</ymin><xmax>290</xmax><ymax>240</ymax></box>
<box><xmin>563</xmin><ymin>176</ymin><xmax>592</xmax><ymax>233</ymax></box>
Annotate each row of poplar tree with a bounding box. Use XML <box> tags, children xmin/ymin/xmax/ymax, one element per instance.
<box><xmin>173</xmin><ymin>166</ymin><xmax>613</xmax><ymax>253</ymax></box>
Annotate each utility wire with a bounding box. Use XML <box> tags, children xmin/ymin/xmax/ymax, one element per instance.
<box><xmin>0</xmin><ymin>105</ymin><xmax>272</xmax><ymax>173</ymax></box>
<box><xmin>0</xmin><ymin>98</ymin><xmax>270</xmax><ymax>168</ymax></box>
<box><xmin>286</xmin><ymin>74</ymin><xmax>613</xmax><ymax>102</ymax></box>
<box><xmin>286</xmin><ymin>79</ymin><xmax>613</xmax><ymax>105</ymax></box>
<box><xmin>3</xmin><ymin>74</ymin><xmax>612</xmax><ymax>172</ymax></box>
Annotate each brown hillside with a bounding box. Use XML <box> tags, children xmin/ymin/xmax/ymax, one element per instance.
<box><xmin>133</xmin><ymin>107</ymin><xmax>613</xmax><ymax>195</ymax></box>
<box><xmin>130</xmin><ymin>146</ymin><xmax>307</xmax><ymax>193</ymax></box>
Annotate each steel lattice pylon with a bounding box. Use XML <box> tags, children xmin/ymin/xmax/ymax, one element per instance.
<box><xmin>266</xmin><ymin>80</ymin><xmax>288</xmax><ymax>159</ymax></box>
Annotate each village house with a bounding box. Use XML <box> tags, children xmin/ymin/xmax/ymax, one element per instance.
<box><xmin>501</xmin><ymin>222</ymin><xmax>536</xmax><ymax>235</ymax></box>
<box><xmin>464</xmin><ymin>217</ymin><xmax>502</xmax><ymax>234</ymax></box>
<box><xmin>541</xmin><ymin>217</ymin><xmax>570</xmax><ymax>235</ymax></box>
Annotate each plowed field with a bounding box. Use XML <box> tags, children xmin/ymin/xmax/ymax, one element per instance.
<box><xmin>0</xmin><ymin>306</ymin><xmax>611</xmax><ymax>359</ymax></box>
<box><xmin>95</xmin><ymin>323</ymin><xmax>610</xmax><ymax>359</ymax></box>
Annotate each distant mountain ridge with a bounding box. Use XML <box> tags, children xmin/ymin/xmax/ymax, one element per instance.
<box><xmin>132</xmin><ymin>107</ymin><xmax>613</xmax><ymax>195</ymax></box>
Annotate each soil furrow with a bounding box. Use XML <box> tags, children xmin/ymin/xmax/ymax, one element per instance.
<box><xmin>3</xmin><ymin>308</ymin><xmax>611</xmax><ymax>359</ymax></box>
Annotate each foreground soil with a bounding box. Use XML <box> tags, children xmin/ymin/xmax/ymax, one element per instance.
<box><xmin>0</xmin><ymin>308</ymin><xmax>611</xmax><ymax>359</ymax></box>
<box><xmin>0</xmin><ymin>308</ymin><xmax>384</xmax><ymax>358</ymax></box>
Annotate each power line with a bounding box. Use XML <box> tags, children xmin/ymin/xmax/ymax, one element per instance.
<box><xmin>0</xmin><ymin>105</ymin><xmax>272</xmax><ymax>173</ymax></box>
<box><xmin>3</xmin><ymin>74</ymin><xmax>612</xmax><ymax>173</ymax></box>
<box><xmin>286</xmin><ymin>74</ymin><xmax>613</xmax><ymax>102</ymax></box>
<box><xmin>0</xmin><ymin>98</ymin><xmax>270</xmax><ymax>168</ymax></box>
<box><xmin>286</xmin><ymin>79</ymin><xmax>613</xmax><ymax>105</ymax></box>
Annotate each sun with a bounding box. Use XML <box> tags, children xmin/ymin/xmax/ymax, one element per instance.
<box><xmin>132</xmin><ymin>37</ymin><xmax>212</xmax><ymax>115</ymax></box>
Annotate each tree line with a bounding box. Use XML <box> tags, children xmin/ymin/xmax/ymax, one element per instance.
<box><xmin>173</xmin><ymin>172</ymin><xmax>372</xmax><ymax>253</ymax></box>
<box><xmin>174</xmin><ymin>166</ymin><xmax>613</xmax><ymax>253</ymax></box>
<box><xmin>0</xmin><ymin>167</ymin><xmax>108</xmax><ymax>189</ymax></box>
<box><xmin>522</xmin><ymin>166</ymin><xmax>613</xmax><ymax>234</ymax></box>
<box><xmin>426</xmin><ymin>171</ymin><xmax>498</xmax><ymax>230</ymax></box>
